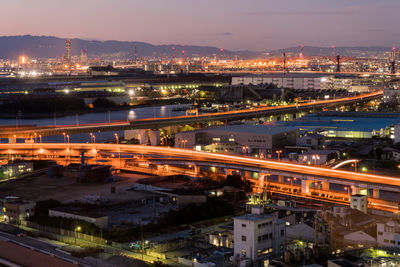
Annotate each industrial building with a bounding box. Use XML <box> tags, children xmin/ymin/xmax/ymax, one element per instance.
<box><xmin>175</xmin><ymin>124</ymin><xmax>298</xmax><ymax>156</ymax></box>
<box><xmin>3</xmin><ymin>196</ymin><xmax>36</xmax><ymax>224</ymax></box>
<box><xmin>232</xmin><ymin>74</ymin><xmax>324</xmax><ymax>90</ymax></box>
<box><xmin>49</xmin><ymin>207</ymin><xmax>108</xmax><ymax>229</ymax></box>
<box><xmin>233</xmin><ymin>210</ymin><xmax>286</xmax><ymax>265</ymax></box>
<box><xmin>376</xmin><ymin>220</ymin><xmax>400</xmax><ymax>249</ymax></box>
<box><xmin>0</xmin><ymin>162</ymin><xmax>33</xmax><ymax>179</ymax></box>
<box><xmin>232</xmin><ymin>74</ymin><xmax>379</xmax><ymax>92</ymax></box>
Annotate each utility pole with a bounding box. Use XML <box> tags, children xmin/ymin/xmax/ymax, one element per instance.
<box><xmin>141</xmin><ymin>219</ymin><xmax>144</xmax><ymax>260</ymax></box>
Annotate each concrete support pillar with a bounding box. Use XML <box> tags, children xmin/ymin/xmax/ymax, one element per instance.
<box><xmin>301</xmin><ymin>179</ymin><xmax>311</xmax><ymax>194</ymax></box>
<box><xmin>278</xmin><ymin>175</ymin><xmax>284</xmax><ymax>184</ymax></box>
<box><xmin>259</xmin><ymin>174</ymin><xmax>268</xmax><ymax>188</ymax></box>
<box><xmin>149</xmin><ymin>129</ymin><xmax>160</xmax><ymax>146</ymax></box>
<box><xmin>194</xmin><ymin>165</ymin><xmax>200</xmax><ymax>176</ymax></box>
<box><xmin>373</xmin><ymin>189</ymin><xmax>380</xmax><ymax>199</ymax></box>
<box><xmin>321</xmin><ymin>181</ymin><xmax>329</xmax><ymax>191</ymax></box>
<box><xmin>8</xmin><ymin>137</ymin><xmax>16</xmax><ymax>144</ymax></box>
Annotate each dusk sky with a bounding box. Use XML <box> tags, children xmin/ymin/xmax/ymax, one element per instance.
<box><xmin>3</xmin><ymin>0</ymin><xmax>400</xmax><ymax>51</ymax></box>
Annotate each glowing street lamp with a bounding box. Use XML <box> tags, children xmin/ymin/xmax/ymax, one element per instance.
<box><xmin>344</xmin><ymin>186</ymin><xmax>351</xmax><ymax>195</ymax></box>
<box><xmin>181</xmin><ymin>139</ymin><xmax>187</xmax><ymax>148</ymax></box>
<box><xmin>74</xmin><ymin>225</ymin><xmax>81</xmax><ymax>245</ymax></box>
<box><xmin>312</xmin><ymin>155</ymin><xmax>320</xmax><ymax>165</ymax></box>
<box><xmin>242</xmin><ymin>146</ymin><xmax>249</xmax><ymax>156</ymax></box>
<box><xmin>288</xmin><ymin>177</ymin><xmax>297</xmax><ymax>192</ymax></box>
<box><xmin>114</xmin><ymin>133</ymin><xmax>119</xmax><ymax>144</ymax></box>
<box><xmin>89</xmin><ymin>133</ymin><xmax>95</xmax><ymax>143</ymax></box>
<box><xmin>276</xmin><ymin>150</ymin><xmax>282</xmax><ymax>161</ymax></box>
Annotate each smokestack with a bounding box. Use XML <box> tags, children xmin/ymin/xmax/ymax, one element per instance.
<box><xmin>283</xmin><ymin>52</ymin><xmax>286</xmax><ymax>73</ymax></box>
<box><xmin>336</xmin><ymin>55</ymin><xmax>341</xmax><ymax>73</ymax></box>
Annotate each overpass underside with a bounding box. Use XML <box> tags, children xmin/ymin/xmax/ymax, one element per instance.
<box><xmin>0</xmin><ymin>141</ymin><xmax>397</xmax><ymax>213</ymax></box>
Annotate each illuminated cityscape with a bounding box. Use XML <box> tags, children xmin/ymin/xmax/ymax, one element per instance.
<box><xmin>1</xmin><ymin>1</ymin><xmax>400</xmax><ymax>267</ymax></box>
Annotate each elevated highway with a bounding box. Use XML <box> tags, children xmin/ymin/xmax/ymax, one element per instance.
<box><xmin>1</xmin><ymin>142</ymin><xmax>398</xmax><ymax>193</ymax></box>
<box><xmin>0</xmin><ymin>91</ymin><xmax>382</xmax><ymax>139</ymax></box>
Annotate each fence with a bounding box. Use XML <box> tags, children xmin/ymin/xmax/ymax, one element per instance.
<box><xmin>26</xmin><ymin>222</ymin><xmax>106</xmax><ymax>245</ymax></box>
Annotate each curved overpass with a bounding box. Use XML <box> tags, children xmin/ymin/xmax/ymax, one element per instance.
<box><xmin>1</xmin><ymin>142</ymin><xmax>399</xmax><ymax>192</ymax></box>
<box><xmin>0</xmin><ymin>91</ymin><xmax>382</xmax><ymax>138</ymax></box>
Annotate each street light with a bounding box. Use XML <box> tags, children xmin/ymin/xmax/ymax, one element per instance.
<box><xmin>63</xmin><ymin>132</ymin><xmax>66</xmax><ymax>143</ymax></box>
<box><xmin>182</xmin><ymin>139</ymin><xmax>187</xmax><ymax>148</ymax></box>
<box><xmin>89</xmin><ymin>133</ymin><xmax>95</xmax><ymax>143</ymax></box>
<box><xmin>344</xmin><ymin>186</ymin><xmax>351</xmax><ymax>195</ymax></box>
<box><xmin>312</xmin><ymin>155</ymin><xmax>320</xmax><ymax>165</ymax></box>
<box><xmin>242</xmin><ymin>146</ymin><xmax>249</xmax><ymax>156</ymax></box>
<box><xmin>114</xmin><ymin>133</ymin><xmax>119</xmax><ymax>144</ymax></box>
<box><xmin>66</xmin><ymin>135</ymin><xmax>70</xmax><ymax>144</ymax></box>
<box><xmin>354</xmin><ymin>159</ymin><xmax>359</xmax><ymax>172</ymax></box>
<box><xmin>74</xmin><ymin>225</ymin><xmax>81</xmax><ymax>245</ymax></box>
<box><xmin>276</xmin><ymin>150</ymin><xmax>282</xmax><ymax>161</ymax></box>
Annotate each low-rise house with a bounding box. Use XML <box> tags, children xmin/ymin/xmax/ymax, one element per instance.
<box><xmin>3</xmin><ymin>197</ymin><xmax>36</xmax><ymax>224</ymax></box>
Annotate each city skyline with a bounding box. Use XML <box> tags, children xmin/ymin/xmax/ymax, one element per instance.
<box><xmin>3</xmin><ymin>0</ymin><xmax>400</xmax><ymax>51</ymax></box>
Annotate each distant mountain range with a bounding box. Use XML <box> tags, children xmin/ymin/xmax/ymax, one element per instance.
<box><xmin>0</xmin><ymin>35</ymin><xmax>396</xmax><ymax>59</ymax></box>
<box><xmin>0</xmin><ymin>35</ymin><xmax>259</xmax><ymax>59</ymax></box>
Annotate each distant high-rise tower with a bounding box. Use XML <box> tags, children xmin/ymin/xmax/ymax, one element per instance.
<box><xmin>336</xmin><ymin>55</ymin><xmax>341</xmax><ymax>72</ymax></box>
<box><xmin>391</xmin><ymin>46</ymin><xmax>396</xmax><ymax>74</ymax></box>
<box><xmin>134</xmin><ymin>44</ymin><xmax>138</xmax><ymax>62</ymax></box>
<box><xmin>65</xmin><ymin>39</ymin><xmax>71</xmax><ymax>63</ymax></box>
<box><xmin>80</xmin><ymin>49</ymin><xmax>88</xmax><ymax>65</ymax></box>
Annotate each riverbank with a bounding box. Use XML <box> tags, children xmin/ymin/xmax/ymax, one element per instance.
<box><xmin>0</xmin><ymin>97</ymin><xmax>193</xmax><ymax>120</ymax></box>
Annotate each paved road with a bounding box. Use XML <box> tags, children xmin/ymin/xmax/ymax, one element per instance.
<box><xmin>0</xmin><ymin>223</ymin><xmax>92</xmax><ymax>266</ymax></box>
